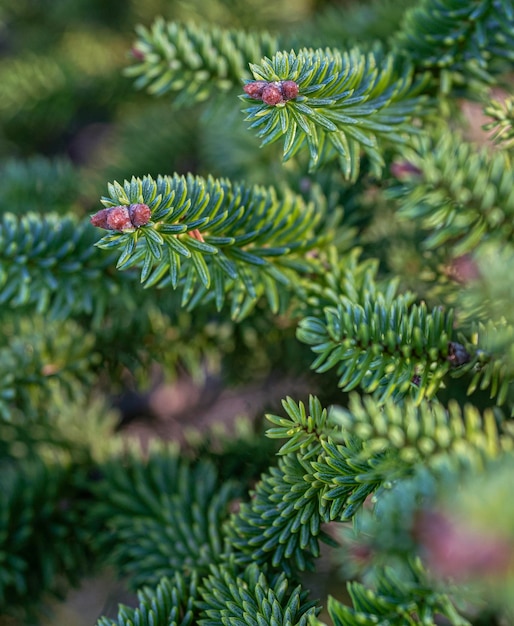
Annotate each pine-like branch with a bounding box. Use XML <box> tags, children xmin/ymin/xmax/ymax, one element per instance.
<box><xmin>297</xmin><ymin>0</ymin><xmax>415</xmax><ymax>49</ymax></box>
<box><xmin>125</xmin><ymin>18</ymin><xmax>279</xmax><ymax>106</ymax></box>
<box><xmin>266</xmin><ymin>395</ymin><xmax>333</xmax><ymax>458</ymax></box>
<box><xmin>97</xmin><ymin>573</ymin><xmax>199</xmax><ymax>626</ymax></box>
<box><xmin>441</xmin><ymin>245</ymin><xmax>514</xmax><ymax>406</ymax></box>
<box><xmin>92</xmin><ymin>446</ymin><xmax>242</xmax><ymax>590</ymax></box>
<box><xmin>304</xmin><ymin>248</ymin><xmax>412</xmax><ymax>314</ymax></box>
<box><xmin>0</xmin><ymin>29</ymin><xmax>128</xmax><ymax>134</ymax></box>
<box><xmin>198</xmin><ymin>563</ymin><xmax>319</xmax><ymax>625</ymax></box>
<box><xmin>314</xmin><ymin>562</ymin><xmax>470</xmax><ymax>626</ymax></box>
<box><xmin>0</xmin><ymin>156</ymin><xmax>79</xmax><ymax>216</ymax></box>
<box><xmin>332</xmin><ymin>394</ymin><xmax>514</xmax><ymax>463</ymax></box>
<box><xmin>391</xmin><ymin>131</ymin><xmax>514</xmax><ymax>256</ymax></box>
<box><xmin>454</xmin><ymin>319</ymin><xmax>514</xmax><ymax>407</ymax></box>
<box><xmin>228</xmin><ymin>452</ymin><xmax>332</xmax><ymax>575</ymax></box>
<box><xmin>266</xmin><ymin>396</ymin><xmax>390</xmax><ymax>522</ymax></box>
<box><xmin>0</xmin><ymin>317</ymin><xmax>97</xmax><ymax>421</ymax></box>
<box><xmin>0</xmin><ymin>53</ymin><xmax>68</xmax><ymax>121</ymax></box>
<box><xmin>483</xmin><ymin>96</ymin><xmax>514</xmax><ymax>149</ymax></box>
<box><xmin>0</xmin><ymin>212</ymin><xmax>134</xmax><ymax>320</ymax></box>
<box><xmin>0</xmin><ymin>458</ymin><xmax>95</xmax><ymax>620</ymax></box>
<box><xmin>297</xmin><ymin>295</ymin><xmax>455</xmax><ymax>403</ymax></box>
<box><xmin>394</xmin><ymin>0</ymin><xmax>514</xmax><ymax>89</ymax></box>
<box><xmin>93</xmin><ymin>174</ymin><xmax>326</xmax><ymax>320</ymax></box>
<box><xmin>242</xmin><ymin>48</ymin><xmax>429</xmax><ymax>181</ymax></box>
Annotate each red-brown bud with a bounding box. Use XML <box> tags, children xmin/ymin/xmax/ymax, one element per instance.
<box><xmin>243</xmin><ymin>81</ymin><xmax>268</xmax><ymax>99</ymax></box>
<box><xmin>90</xmin><ymin>203</ymin><xmax>151</xmax><ymax>232</ymax></box>
<box><xmin>243</xmin><ymin>79</ymin><xmax>299</xmax><ymax>106</ymax></box>
<box><xmin>280</xmin><ymin>80</ymin><xmax>299</xmax><ymax>101</ymax></box>
<box><xmin>262</xmin><ymin>83</ymin><xmax>284</xmax><ymax>106</ymax></box>
<box><xmin>128</xmin><ymin>203</ymin><xmax>152</xmax><ymax>227</ymax></box>
<box><xmin>90</xmin><ymin>207</ymin><xmax>111</xmax><ymax>229</ymax></box>
<box><xmin>105</xmin><ymin>205</ymin><xmax>133</xmax><ymax>231</ymax></box>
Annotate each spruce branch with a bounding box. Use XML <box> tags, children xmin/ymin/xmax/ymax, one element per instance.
<box><xmin>125</xmin><ymin>18</ymin><xmax>279</xmax><ymax>106</ymax></box>
<box><xmin>242</xmin><ymin>48</ymin><xmax>429</xmax><ymax>181</ymax></box>
<box><xmin>0</xmin><ymin>458</ymin><xmax>95</xmax><ymax>620</ymax></box>
<box><xmin>312</xmin><ymin>562</ymin><xmax>470</xmax><ymax>626</ymax></box>
<box><xmin>266</xmin><ymin>395</ymin><xmax>333</xmax><ymax>458</ymax></box>
<box><xmin>94</xmin><ymin>174</ymin><xmax>326</xmax><ymax>320</ymax></box>
<box><xmin>228</xmin><ymin>453</ymin><xmax>332</xmax><ymax>575</ymax></box>
<box><xmin>0</xmin><ymin>29</ymin><xmax>127</xmax><ymax>135</ymax></box>
<box><xmin>298</xmin><ymin>0</ymin><xmax>415</xmax><ymax>49</ymax></box>
<box><xmin>305</xmin><ymin>248</ymin><xmax>413</xmax><ymax>313</ymax></box>
<box><xmin>313</xmin><ymin>437</ymin><xmax>385</xmax><ymax>522</ymax></box>
<box><xmin>265</xmin><ymin>395</ymin><xmax>389</xmax><ymax>522</ymax></box>
<box><xmin>394</xmin><ymin>0</ymin><xmax>514</xmax><ymax>88</ymax></box>
<box><xmin>97</xmin><ymin>573</ymin><xmax>199</xmax><ymax>626</ymax></box>
<box><xmin>0</xmin><ymin>317</ymin><xmax>97</xmax><ymax>421</ymax></box>
<box><xmin>455</xmin><ymin>243</ymin><xmax>514</xmax><ymax>329</ymax></box>
<box><xmin>297</xmin><ymin>296</ymin><xmax>455</xmax><ymax>403</ymax></box>
<box><xmin>0</xmin><ymin>53</ymin><xmax>68</xmax><ymax>121</ymax></box>
<box><xmin>442</xmin><ymin>245</ymin><xmax>514</xmax><ymax>406</ymax></box>
<box><xmin>0</xmin><ymin>212</ymin><xmax>134</xmax><ymax>320</ymax></box>
<box><xmin>453</xmin><ymin>319</ymin><xmax>514</xmax><ymax>407</ymax></box>
<box><xmin>391</xmin><ymin>132</ymin><xmax>514</xmax><ymax>255</ymax></box>
<box><xmin>0</xmin><ymin>399</ymin><xmax>113</xmax><ymax>470</ymax></box>
<box><xmin>339</xmin><ymin>460</ymin><xmax>514</xmax><ymax>619</ymax></box>
<box><xmin>92</xmin><ymin>446</ymin><xmax>242</xmax><ymax>590</ymax></box>
<box><xmin>483</xmin><ymin>95</ymin><xmax>514</xmax><ymax>149</ymax></box>
<box><xmin>198</xmin><ymin>562</ymin><xmax>319</xmax><ymax>625</ymax></box>
<box><xmin>332</xmin><ymin>394</ymin><xmax>514</xmax><ymax>464</ymax></box>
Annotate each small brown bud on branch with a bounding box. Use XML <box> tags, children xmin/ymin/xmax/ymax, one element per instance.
<box><xmin>243</xmin><ymin>81</ymin><xmax>268</xmax><ymax>99</ymax></box>
<box><xmin>262</xmin><ymin>84</ymin><xmax>284</xmax><ymax>106</ymax></box>
<box><xmin>280</xmin><ymin>80</ymin><xmax>299</xmax><ymax>100</ymax></box>
<box><xmin>243</xmin><ymin>79</ymin><xmax>300</xmax><ymax>106</ymax></box>
<box><xmin>90</xmin><ymin>203</ymin><xmax>151</xmax><ymax>232</ymax></box>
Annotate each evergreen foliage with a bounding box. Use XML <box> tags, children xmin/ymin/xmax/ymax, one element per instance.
<box><xmin>393</xmin><ymin>0</ymin><xmax>514</xmax><ymax>80</ymax></box>
<box><xmin>126</xmin><ymin>18</ymin><xmax>279</xmax><ymax>106</ymax></box>
<box><xmin>97</xmin><ymin>573</ymin><xmax>199</xmax><ymax>626</ymax></box>
<box><xmin>297</xmin><ymin>297</ymin><xmax>454</xmax><ymax>402</ymax></box>
<box><xmin>94</xmin><ymin>173</ymin><xmax>326</xmax><ymax>318</ymax></box>
<box><xmin>92</xmin><ymin>447</ymin><xmax>242</xmax><ymax>589</ymax></box>
<box><xmin>483</xmin><ymin>95</ymin><xmax>514</xmax><ymax>147</ymax></box>
<box><xmin>0</xmin><ymin>212</ymin><xmax>131</xmax><ymax>320</ymax></box>
<box><xmin>2</xmin><ymin>1</ymin><xmax>514</xmax><ymax>625</ymax></box>
<box><xmin>391</xmin><ymin>130</ymin><xmax>514</xmax><ymax>255</ymax></box>
<box><xmin>315</xmin><ymin>562</ymin><xmax>471</xmax><ymax>626</ymax></box>
<box><xmin>242</xmin><ymin>48</ymin><xmax>429</xmax><ymax>180</ymax></box>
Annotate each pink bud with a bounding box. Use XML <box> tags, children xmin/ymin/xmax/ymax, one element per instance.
<box><xmin>91</xmin><ymin>203</ymin><xmax>152</xmax><ymax>231</ymax></box>
<box><xmin>106</xmin><ymin>206</ymin><xmax>133</xmax><ymax>231</ymax></box>
<box><xmin>446</xmin><ymin>255</ymin><xmax>481</xmax><ymax>284</ymax></box>
<box><xmin>90</xmin><ymin>207</ymin><xmax>111</xmax><ymax>229</ymax></box>
<box><xmin>280</xmin><ymin>80</ymin><xmax>299</xmax><ymax>101</ymax></box>
<box><xmin>243</xmin><ymin>81</ymin><xmax>268</xmax><ymax>100</ymax></box>
<box><xmin>129</xmin><ymin>203</ymin><xmax>151</xmax><ymax>227</ymax></box>
<box><xmin>262</xmin><ymin>83</ymin><xmax>284</xmax><ymax>106</ymax></box>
